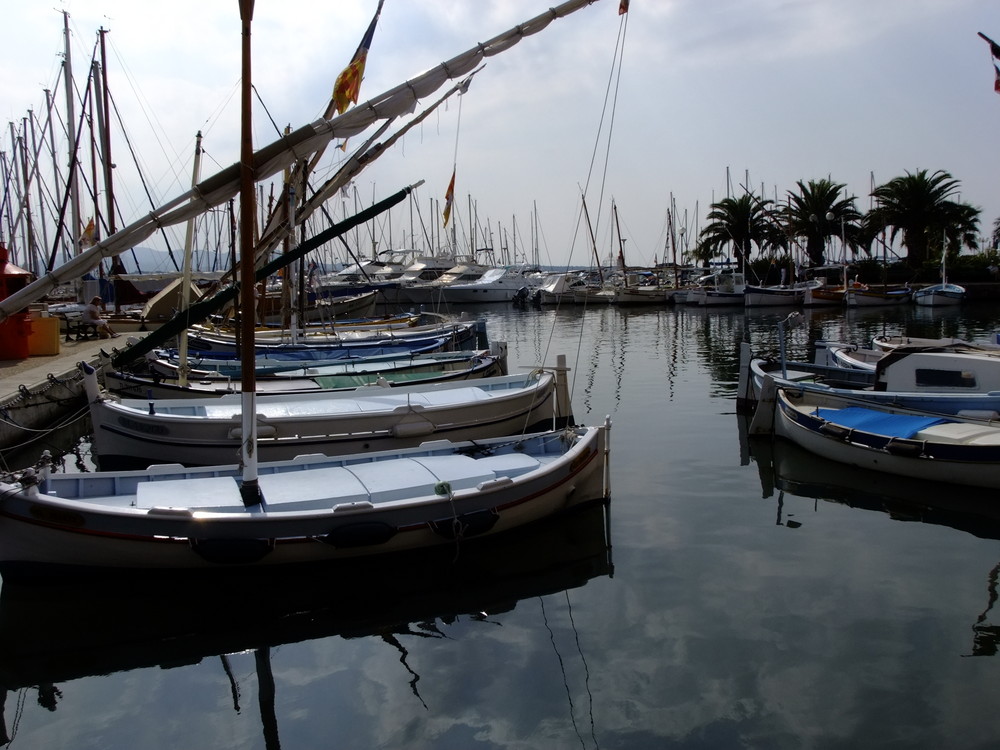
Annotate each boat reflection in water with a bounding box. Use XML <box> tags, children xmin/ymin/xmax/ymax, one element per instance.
<box><xmin>748</xmin><ymin>433</ymin><xmax>1000</xmax><ymax>658</ymax></box>
<box><xmin>0</xmin><ymin>500</ymin><xmax>612</xmax><ymax>743</ymax></box>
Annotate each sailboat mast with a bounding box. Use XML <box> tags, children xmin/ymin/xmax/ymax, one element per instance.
<box><xmin>62</xmin><ymin>12</ymin><xmax>83</xmax><ymax>296</ymax></box>
<box><xmin>238</xmin><ymin>0</ymin><xmax>261</xmax><ymax>507</ymax></box>
<box><xmin>98</xmin><ymin>28</ymin><xmax>116</xmax><ymax>235</ymax></box>
<box><xmin>941</xmin><ymin>228</ymin><xmax>948</xmax><ymax>285</ymax></box>
<box><xmin>532</xmin><ymin>200</ymin><xmax>539</xmax><ymax>268</ymax></box>
<box><xmin>581</xmin><ymin>195</ymin><xmax>604</xmax><ymax>283</ymax></box>
<box><xmin>176</xmin><ymin>131</ymin><xmax>204</xmax><ymax>388</ymax></box>
<box><xmin>613</xmin><ymin>200</ymin><xmax>627</xmax><ymax>287</ymax></box>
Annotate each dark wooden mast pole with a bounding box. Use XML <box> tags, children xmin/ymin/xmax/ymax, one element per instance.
<box><xmin>238</xmin><ymin>0</ymin><xmax>261</xmax><ymax>506</ymax></box>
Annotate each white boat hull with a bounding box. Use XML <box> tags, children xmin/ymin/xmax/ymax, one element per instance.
<box><xmin>86</xmin><ymin>367</ymin><xmax>572</xmax><ymax>469</ymax></box>
<box><xmin>0</xmin><ymin>425</ymin><xmax>611</xmax><ymax>575</ymax></box>
<box><xmin>772</xmin><ymin>388</ymin><xmax>1000</xmax><ymax>488</ymax></box>
<box><xmin>912</xmin><ymin>284</ymin><xmax>965</xmax><ymax>307</ymax></box>
<box><xmin>699</xmin><ymin>291</ymin><xmax>744</xmax><ymax>306</ymax></box>
<box><xmin>844</xmin><ymin>288</ymin><xmax>912</xmax><ymax>307</ymax></box>
<box><xmin>743</xmin><ymin>287</ymin><xmax>802</xmax><ymax>308</ymax></box>
<box><xmin>611</xmin><ymin>286</ymin><xmax>667</xmax><ymax>305</ymax></box>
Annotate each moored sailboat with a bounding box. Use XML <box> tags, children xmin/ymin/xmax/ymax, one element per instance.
<box><xmin>913</xmin><ymin>233</ymin><xmax>965</xmax><ymax>307</ymax></box>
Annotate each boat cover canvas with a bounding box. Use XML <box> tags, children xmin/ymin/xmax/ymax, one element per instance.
<box><xmin>815</xmin><ymin>406</ymin><xmax>946</xmax><ymax>438</ymax></box>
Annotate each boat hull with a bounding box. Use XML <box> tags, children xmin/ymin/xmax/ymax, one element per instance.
<box><xmin>802</xmin><ymin>287</ymin><xmax>845</xmax><ymax>307</ymax></box>
<box><xmin>611</xmin><ymin>287</ymin><xmax>667</xmax><ymax>305</ymax></box>
<box><xmin>912</xmin><ymin>284</ymin><xmax>965</xmax><ymax>307</ymax></box>
<box><xmin>743</xmin><ymin>286</ymin><xmax>803</xmax><ymax>308</ymax></box>
<box><xmin>105</xmin><ymin>351</ymin><xmax>505</xmax><ymax>399</ymax></box>
<box><xmin>844</xmin><ymin>288</ymin><xmax>912</xmax><ymax>307</ymax></box>
<box><xmin>0</xmin><ymin>425</ymin><xmax>610</xmax><ymax>575</ymax></box>
<box><xmin>87</xmin><ymin>369</ymin><xmax>572</xmax><ymax>469</ymax></box>
<box><xmin>773</xmin><ymin>389</ymin><xmax>1000</xmax><ymax>488</ymax></box>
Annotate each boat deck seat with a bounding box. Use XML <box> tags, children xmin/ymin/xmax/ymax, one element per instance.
<box><xmin>137</xmin><ymin>476</ymin><xmax>247</xmax><ymax>511</ymax></box>
<box><xmin>126</xmin><ymin>450</ymin><xmax>543</xmax><ymax>515</ymax></box>
<box><xmin>914</xmin><ymin>422</ymin><xmax>1000</xmax><ymax>445</ymax></box>
<box><xmin>782</xmin><ymin>368</ymin><xmax>824</xmax><ymax>384</ymax></box>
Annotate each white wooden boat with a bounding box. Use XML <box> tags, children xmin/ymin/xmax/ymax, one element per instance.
<box><xmin>912</xmin><ymin>282</ymin><xmax>966</xmax><ymax>307</ymax></box>
<box><xmin>572</xmin><ymin>286</ymin><xmax>615</xmax><ymax>305</ymax></box>
<box><xmin>153</xmin><ymin>345</ymin><xmax>503</xmax><ymax>378</ymax></box>
<box><xmin>0</xmin><ymin>0</ymin><xmax>613</xmax><ymax>584</ymax></box>
<box><xmin>802</xmin><ymin>285</ymin><xmax>845</xmax><ymax>307</ymax></box>
<box><xmin>743</xmin><ymin>280</ymin><xmax>822</xmax><ymax>308</ymax></box>
<box><xmin>800</xmin><ymin>266</ymin><xmax>848</xmax><ymax>307</ymax></box>
<box><xmin>844</xmin><ymin>286</ymin><xmax>912</xmax><ymax>307</ymax></box>
<box><xmin>532</xmin><ymin>272</ymin><xmax>587</xmax><ymax>305</ymax></box>
<box><xmin>687</xmin><ymin>270</ymin><xmax>745</xmax><ymax>306</ymax></box>
<box><xmin>913</xmin><ymin>243</ymin><xmax>964</xmax><ymax>307</ymax></box>
<box><xmin>0</xmin><ymin>421</ymin><xmax>610</xmax><ymax>575</ymax></box>
<box><xmin>105</xmin><ymin>348</ymin><xmax>507</xmax><ymax>399</ymax></box>
<box><xmin>85</xmin><ymin>360</ymin><xmax>574</xmax><ymax>469</ymax></box>
<box><xmin>184</xmin><ymin>317</ymin><xmax>477</xmax><ymax>354</ymax></box>
<box><xmin>823</xmin><ymin>343</ymin><xmax>881</xmax><ymax>372</ymax></box>
<box><xmin>869</xmin><ymin>334</ymin><xmax>1000</xmax><ymax>353</ymax></box>
<box><xmin>263</xmin><ymin>289</ymin><xmax>378</xmax><ymax>324</ymax></box>
<box><xmin>758</xmin><ymin>384</ymin><xmax>1000</xmax><ymax>489</ymax></box>
<box><xmin>739</xmin><ymin>340</ymin><xmax>1000</xmax><ymax>416</ymax></box>
<box><xmin>146</xmin><ymin>337</ymin><xmax>468</xmax><ymax>377</ymax></box>
<box><xmin>611</xmin><ymin>284</ymin><xmax>668</xmax><ymax>305</ymax></box>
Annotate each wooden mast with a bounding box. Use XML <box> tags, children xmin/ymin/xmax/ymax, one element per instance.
<box><xmin>238</xmin><ymin>0</ymin><xmax>261</xmax><ymax>507</ymax></box>
<box><xmin>177</xmin><ymin>131</ymin><xmax>204</xmax><ymax>388</ymax></box>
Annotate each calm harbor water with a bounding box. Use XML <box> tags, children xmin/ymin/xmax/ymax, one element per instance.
<box><xmin>3</xmin><ymin>301</ymin><xmax>1000</xmax><ymax>749</ymax></box>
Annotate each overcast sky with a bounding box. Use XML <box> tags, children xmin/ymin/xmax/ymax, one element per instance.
<box><xmin>2</xmin><ymin>0</ymin><xmax>999</xmax><ymax>270</ymax></box>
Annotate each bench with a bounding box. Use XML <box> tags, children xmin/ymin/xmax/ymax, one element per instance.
<box><xmin>59</xmin><ymin>313</ymin><xmax>99</xmax><ymax>342</ymax></box>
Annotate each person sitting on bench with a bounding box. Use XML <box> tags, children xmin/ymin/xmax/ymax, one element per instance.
<box><xmin>83</xmin><ymin>296</ymin><xmax>119</xmax><ymax>339</ymax></box>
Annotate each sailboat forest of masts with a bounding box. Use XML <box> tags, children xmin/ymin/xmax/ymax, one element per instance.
<box><xmin>0</xmin><ymin>0</ymin><xmax>615</xmax><ymax>577</ymax></box>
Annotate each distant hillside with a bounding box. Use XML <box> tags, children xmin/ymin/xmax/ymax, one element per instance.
<box><xmin>111</xmin><ymin>246</ymin><xmax>217</xmax><ymax>274</ymax></box>
<box><xmin>107</xmin><ymin>248</ymin><xmax>593</xmax><ymax>276</ymax></box>
<box><xmin>109</xmin><ymin>246</ymin><xmax>336</xmax><ymax>275</ymax></box>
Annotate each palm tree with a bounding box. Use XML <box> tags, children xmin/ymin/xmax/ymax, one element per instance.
<box><xmin>697</xmin><ymin>193</ymin><xmax>778</xmax><ymax>272</ymax></box>
<box><xmin>781</xmin><ymin>179</ymin><xmax>863</xmax><ymax>266</ymax></box>
<box><xmin>868</xmin><ymin>169</ymin><xmax>981</xmax><ymax>269</ymax></box>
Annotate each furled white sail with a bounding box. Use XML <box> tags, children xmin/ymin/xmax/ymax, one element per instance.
<box><xmin>0</xmin><ymin>0</ymin><xmax>602</xmax><ymax>322</ymax></box>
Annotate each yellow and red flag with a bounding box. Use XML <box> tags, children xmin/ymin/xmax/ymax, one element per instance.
<box><xmin>332</xmin><ymin>0</ymin><xmax>386</xmax><ymax>115</ymax></box>
<box><xmin>442</xmin><ymin>169</ymin><xmax>456</xmax><ymax>227</ymax></box>
<box><xmin>80</xmin><ymin>218</ymin><xmax>96</xmax><ymax>247</ymax></box>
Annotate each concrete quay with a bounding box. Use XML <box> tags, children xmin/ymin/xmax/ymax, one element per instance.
<box><xmin>0</xmin><ymin>335</ymin><xmax>112</xmax><ymax>457</ymax></box>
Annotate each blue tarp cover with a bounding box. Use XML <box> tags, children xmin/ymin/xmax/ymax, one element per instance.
<box><xmin>815</xmin><ymin>406</ymin><xmax>946</xmax><ymax>438</ymax></box>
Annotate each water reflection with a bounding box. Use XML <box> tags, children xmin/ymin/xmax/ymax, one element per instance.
<box><xmin>746</xmin><ymin>431</ymin><xmax>1000</xmax><ymax>540</ymax></box>
<box><xmin>969</xmin><ymin>562</ymin><xmax>1000</xmax><ymax>658</ymax></box>
<box><xmin>0</xmin><ymin>502</ymin><xmax>612</xmax><ymax>746</ymax></box>
<box><xmin>742</xmin><ymin>422</ymin><xmax>1000</xmax><ymax>663</ymax></box>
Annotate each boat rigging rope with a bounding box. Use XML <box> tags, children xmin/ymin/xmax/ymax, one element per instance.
<box><xmin>564</xmin><ymin>588</ymin><xmax>601</xmax><ymax>748</ymax></box>
<box><xmin>433</xmin><ymin>480</ymin><xmax>465</xmax><ymax>562</ymax></box>
<box><xmin>0</xmin><ymin>404</ymin><xmax>90</xmax><ymax>474</ymax></box>
<box><xmin>544</xmin><ymin>10</ymin><xmax>629</xmax><ymax>406</ymax></box>
<box><xmin>539</xmin><ymin>595</ymin><xmax>587</xmax><ymax>749</ymax></box>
